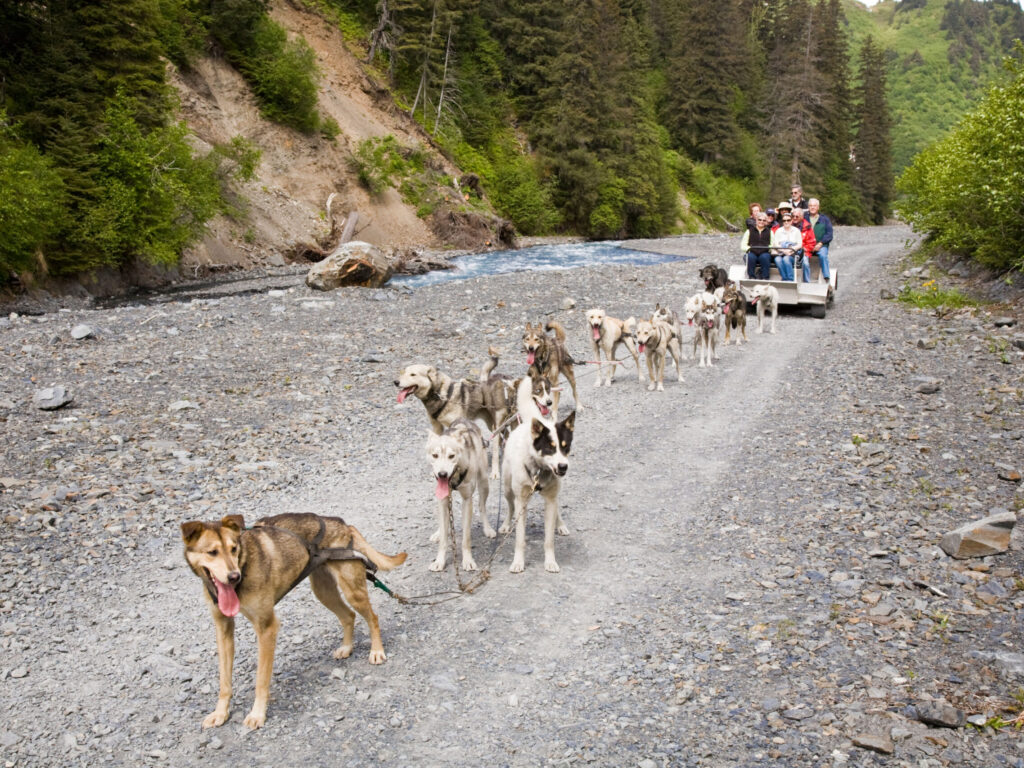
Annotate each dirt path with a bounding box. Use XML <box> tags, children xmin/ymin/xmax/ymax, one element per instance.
<box><xmin>2</xmin><ymin>225</ymin><xmax>1022</xmax><ymax>767</ymax></box>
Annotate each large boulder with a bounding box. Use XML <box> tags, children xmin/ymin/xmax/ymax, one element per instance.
<box><xmin>306</xmin><ymin>241</ymin><xmax>393</xmax><ymax>290</ymax></box>
<box><xmin>940</xmin><ymin>510</ymin><xmax>1017</xmax><ymax>559</ymax></box>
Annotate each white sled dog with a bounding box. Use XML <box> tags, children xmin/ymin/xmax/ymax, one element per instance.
<box><xmin>748</xmin><ymin>284</ymin><xmax>779</xmax><ymax>334</ymax></box>
<box><xmin>425</xmin><ymin>419</ymin><xmax>495</xmax><ymax>572</ymax></box>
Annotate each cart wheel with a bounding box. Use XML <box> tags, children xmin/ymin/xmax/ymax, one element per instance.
<box><xmin>811</xmin><ymin>304</ymin><xmax>827</xmax><ymax>319</ymax></box>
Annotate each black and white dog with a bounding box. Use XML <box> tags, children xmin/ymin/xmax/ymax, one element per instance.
<box><xmin>501</xmin><ymin>378</ymin><xmax>576</xmax><ymax>573</ymax></box>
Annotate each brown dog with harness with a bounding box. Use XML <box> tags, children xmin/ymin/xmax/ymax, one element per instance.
<box><xmin>181</xmin><ymin>512</ymin><xmax>405</xmax><ymax>729</ymax></box>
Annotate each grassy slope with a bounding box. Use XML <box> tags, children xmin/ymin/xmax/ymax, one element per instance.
<box><xmin>843</xmin><ymin>0</ymin><xmax>1015</xmax><ymax>171</ymax></box>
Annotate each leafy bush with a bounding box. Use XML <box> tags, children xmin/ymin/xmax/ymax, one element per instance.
<box><xmin>490</xmin><ymin>157</ymin><xmax>561</xmax><ymax>235</ymax></box>
<box><xmin>351</xmin><ymin>135</ymin><xmax>417</xmax><ymax>195</ymax></box>
<box><xmin>74</xmin><ymin>93</ymin><xmax>223</xmax><ymax>269</ymax></box>
<box><xmin>0</xmin><ymin>115</ymin><xmax>66</xmax><ymax>275</ymax></box>
<box><xmin>897</xmin><ymin>44</ymin><xmax>1024</xmax><ymax>272</ymax></box>
<box><xmin>244</xmin><ymin>18</ymin><xmax>321</xmax><ymax>132</ymax></box>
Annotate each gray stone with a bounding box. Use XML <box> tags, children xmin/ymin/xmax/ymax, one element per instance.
<box><xmin>851</xmin><ymin>733</ymin><xmax>894</xmax><ymax>754</ymax></box>
<box><xmin>940</xmin><ymin>511</ymin><xmax>1017</xmax><ymax>559</ymax></box>
<box><xmin>9</xmin><ymin>667</ymin><xmax>28</xmax><ymax>678</ymax></box>
<box><xmin>70</xmin><ymin>324</ymin><xmax>94</xmax><ymax>340</ymax></box>
<box><xmin>993</xmin><ymin>317</ymin><xmax>1016</xmax><ymax>328</ymax></box>
<box><xmin>880</xmin><ymin>289</ymin><xmax>895</xmax><ymax>300</ymax></box>
<box><xmin>971</xmin><ymin>651</ymin><xmax>1024</xmax><ymax>681</ymax></box>
<box><xmin>915</xmin><ymin>699</ymin><xmax>965</xmax><ymax>728</ymax></box>
<box><xmin>168</xmin><ymin>400</ymin><xmax>199</xmax><ymax>412</ymax></box>
<box><xmin>561</xmin><ymin>297</ymin><xmax>576</xmax><ymax>310</ymax></box>
<box><xmin>33</xmin><ymin>386</ymin><xmax>73</xmax><ymax>410</ymax></box>
<box><xmin>914</xmin><ymin>378</ymin><xmax>942</xmax><ymax>394</ymax></box>
<box><xmin>916</xmin><ymin>338</ymin><xmax>937</xmax><ymax>350</ymax></box>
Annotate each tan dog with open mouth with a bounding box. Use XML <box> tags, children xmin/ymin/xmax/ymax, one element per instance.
<box><xmin>182</xmin><ymin>513</ymin><xmax>405</xmax><ymax>729</ymax></box>
<box><xmin>635</xmin><ymin>317</ymin><xmax>685</xmax><ymax>391</ymax></box>
<box><xmin>585</xmin><ymin>308</ymin><xmax>641</xmax><ymax>386</ymax></box>
<box><xmin>523</xmin><ymin>320</ymin><xmax>582</xmax><ymax>413</ymax></box>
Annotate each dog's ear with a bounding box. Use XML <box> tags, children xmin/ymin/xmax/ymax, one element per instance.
<box><xmin>426</xmin><ymin>366</ymin><xmax>438</xmax><ymax>386</ymax></box>
<box><xmin>558</xmin><ymin>410</ymin><xmax>575</xmax><ymax>433</ymax></box>
<box><xmin>220</xmin><ymin>515</ymin><xmax>245</xmax><ymax>533</ymax></box>
<box><xmin>181</xmin><ymin>521</ymin><xmax>204</xmax><ymax>545</ymax></box>
<box><xmin>530</xmin><ymin>418</ymin><xmax>549</xmax><ymax>440</ymax></box>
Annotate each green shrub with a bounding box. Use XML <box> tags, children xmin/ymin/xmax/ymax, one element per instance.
<box><xmin>244</xmin><ymin>18</ymin><xmax>321</xmax><ymax>132</ymax></box>
<box><xmin>0</xmin><ymin>115</ymin><xmax>66</xmax><ymax>274</ymax></box>
<box><xmin>490</xmin><ymin>157</ymin><xmax>561</xmax><ymax>235</ymax></box>
<box><xmin>74</xmin><ymin>93</ymin><xmax>223</xmax><ymax>268</ymax></box>
<box><xmin>897</xmin><ymin>44</ymin><xmax>1024</xmax><ymax>272</ymax></box>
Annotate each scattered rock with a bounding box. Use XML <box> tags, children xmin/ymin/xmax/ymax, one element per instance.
<box><xmin>70</xmin><ymin>324</ymin><xmax>94</xmax><ymax>340</ymax></box>
<box><xmin>33</xmin><ymin>386</ymin><xmax>73</xmax><ymax>410</ymax></box>
<box><xmin>915</xmin><ymin>700</ymin><xmax>966</xmax><ymax>728</ymax></box>
<box><xmin>992</xmin><ymin>317</ymin><xmax>1016</xmax><ymax>328</ymax></box>
<box><xmin>914</xmin><ymin>377</ymin><xmax>942</xmax><ymax>394</ymax></box>
<box><xmin>851</xmin><ymin>733</ymin><xmax>894</xmax><ymax>755</ymax></box>
<box><xmin>940</xmin><ymin>510</ymin><xmax>1017</xmax><ymax>559</ymax></box>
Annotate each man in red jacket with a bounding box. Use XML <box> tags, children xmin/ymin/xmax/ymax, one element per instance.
<box><xmin>790</xmin><ymin>207</ymin><xmax>817</xmax><ymax>282</ymax></box>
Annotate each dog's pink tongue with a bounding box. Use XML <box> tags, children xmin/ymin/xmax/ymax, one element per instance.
<box><xmin>526</xmin><ymin>351</ymin><xmax>535</xmax><ymax>366</ymax></box>
<box><xmin>638</xmin><ymin>343</ymin><xmax>645</xmax><ymax>354</ymax></box>
<box><xmin>435</xmin><ymin>476</ymin><xmax>450</xmax><ymax>499</ymax></box>
<box><xmin>214</xmin><ymin>580</ymin><xmax>240</xmax><ymax>617</ymax></box>
<box><xmin>591</xmin><ymin>326</ymin><xmax>601</xmax><ymax>340</ymax></box>
<box><xmin>396</xmin><ymin>386</ymin><xmax>412</xmax><ymax>404</ymax></box>
<box><xmin>538</xmin><ymin>402</ymin><xmax>550</xmax><ymax>417</ymax></box>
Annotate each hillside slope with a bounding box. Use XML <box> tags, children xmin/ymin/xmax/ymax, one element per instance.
<box><xmin>172</xmin><ymin>0</ymin><xmax>450</xmax><ymax>272</ymax></box>
<box><xmin>844</xmin><ymin>0</ymin><xmax>1024</xmax><ymax>171</ymax></box>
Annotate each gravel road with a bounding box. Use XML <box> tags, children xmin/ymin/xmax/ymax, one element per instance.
<box><xmin>1</xmin><ymin>225</ymin><xmax>1023</xmax><ymax>767</ymax></box>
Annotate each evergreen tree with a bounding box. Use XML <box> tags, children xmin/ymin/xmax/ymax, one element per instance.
<box><xmin>853</xmin><ymin>35</ymin><xmax>894</xmax><ymax>224</ymax></box>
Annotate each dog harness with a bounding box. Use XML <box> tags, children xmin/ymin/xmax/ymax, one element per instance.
<box><xmin>205</xmin><ymin>518</ymin><xmax>381</xmax><ymax>606</ymax></box>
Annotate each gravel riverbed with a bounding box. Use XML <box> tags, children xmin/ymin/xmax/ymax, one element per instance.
<box><xmin>1</xmin><ymin>225</ymin><xmax>1023</xmax><ymax>767</ymax></box>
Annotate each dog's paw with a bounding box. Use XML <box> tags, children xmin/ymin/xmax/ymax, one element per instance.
<box><xmin>202</xmin><ymin>709</ymin><xmax>229</xmax><ymax>729</ymax></box>
<box><xmin>243</xmin><ymin>710</ymin><xmax>266</xmax><ymax>730</ymax></box>
<box><xmin>368</xmin><ymin>649</ymin><xmax>387</xmax><ymax>665</ymax></box>
<box><xmin>575</xmin><ymin>402</ymin><xmax>584</xmax><ymax>412</ymax></box>
<box><xmin>499</xmin><ymin>523</ymin><xmax>511</xmax><ymax>535</ymax></box>
<box><xmin>770</xmin><ymin>329</ymin><xmax>777</xmax><ymax>334</ymax></box>
<box><xmin>462</xmin><ymin>555</ymin><xmax>479</xmax><ymax>571</ymax></box>
<box><xmin>482</xmin><ymin>525</ymin><xmax>497</xmax><ymax>539</ymax></box>
<box><xmin>594</xmin><ymin>378</ymin><xmax>603</xmax><ymax>388</ymax></box>
<box><xmin>509</xmin><ymin>558</ymin><xmax>525</xmax><ymax>573</ymax></box>
<box><xmin>677</xmin><ymin>376</ymin><xmax>685</xmax><ymax>383</ymax></box>
<box><xmin>544</xmin><ymin>559</ymin><xmax>561</xmax><ymax>573</ymax></box>
<box><xmin>428</xmin><ymin>528</ymin><xmax>442</xmax><ymax>543</ymax></box>
<box><xmin>647</xmin><ymin>383</ymin><xmax>655</xmax><ymax>391</ymax></box>
<box><xmin>429</xmin><ymin>558</ymin><xmax>446</xmax><ymax>572</ymax></box>
<box><xmin>332</xmin><ymin>644</ymin><xmax>353</xmax><ymax>660</ymax></box>
<box><xmin>489</xmin><ymin>469</ymin><xmax>500</xmax><ymax>480</ymax></box>
<box><xmin>556</xmin><ymin>523</ymin><xmax>570</xmax><ymax>536</ymax></box>
<box><xmin>605</xmin><ymin>379</ymin><xmax>613</xmax><ymax>387</ymax></box>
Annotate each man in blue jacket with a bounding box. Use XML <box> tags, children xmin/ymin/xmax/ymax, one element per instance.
<box><xmin>806</xmin><ymin>198</ymin><xmax>833</xmax><ymax>284</ymax></box>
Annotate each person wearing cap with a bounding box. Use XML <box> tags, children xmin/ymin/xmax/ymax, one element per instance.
<box><xmin>765</xmin><ymin>207</ymin><xmax>777</xmax><ymax>228</ymax></box>
<box><xmin>789</xmin><ymin>207</ymin><xmax>817</xmax><ymax>281</ymax></box>
<box><xmin>806</xmin><ymin>198</ymin><xmax>833</xmax><ymax>283</ymax></box>
<box><xmin>789</xmin><ymin>184</ymin><xmax>809</xmax><ymax>212</ymax></box>
<box><xmin>770</xmin><ymin>208</ymin><xmax>801</xmax><ymax>281</ymax></box>
<box><xmin>773</xmin><ymin>200</ymin><xmax>793</xmax><ymax>232</ymax></box>
<box><xmin>741</xmin><ymin>211</ymin><xmax>772</xmax><ymax>280</ymax></box>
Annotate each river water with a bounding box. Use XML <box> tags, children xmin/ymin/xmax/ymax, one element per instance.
<box><xmin>392</xmin><ymin>240</ymin><xmax>693</xmax><ymax>289</ymax></box>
